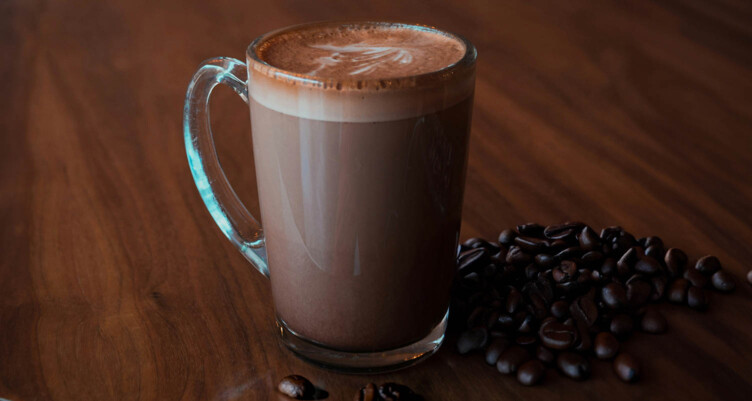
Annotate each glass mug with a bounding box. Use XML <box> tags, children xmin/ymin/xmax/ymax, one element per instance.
<box><xmin>184</xmin><ymin>21</ymin><xmax>476</xmax><ymax>372</ymax></box>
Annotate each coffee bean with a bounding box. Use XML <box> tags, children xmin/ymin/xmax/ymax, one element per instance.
<box><xmin>557</xmin><ymin>352</ymin><xmax>591</xmax><ymax>380</ymax></box>
<box><xmin>376</xmin><ymin>383</ymin><xmax>421</xmax><ymax>401</ymax></box>
<box><xmin>517</xmin><ymin>223</ymin><xmax>545</xmax><ymax>238</ymax></box>
<box><xmin>553</xmin><ymin>261</ymin><xmax>577</xmax><ymax>283</ymax></box>
<box><xmin>499</xmin><ymin>229</ymin><xmax>517</xmax><ymax>246</ymax></box>
<box><xmin>517</xmin><ymin>360</ymin><xmax>546</xmax><ymax>386</ymax></box>
<box><xmin>550</xmin><ymin>300</ymin><xmax>569</xmax><ymax>319</ymax></box>
<box><xmin>539</xmin><ymin>320</ymin><xmax>577</xmax><ymax>350</ymax></box>
<box><xmin>594</xmin><ymin>332</ymin><xmax>620</xmax><ymax>360</ymax></box>
<box><xmin>640</xmin><ymin>309</ymin><xmax>667</xmax><ymax>334</ymax></box>
<box><xmin>644</xmin><ymin>236</ymin><xmax>663</xmax><ymax>249</ymax></box>
<box><xmin>601</xmin><ymin>282</ymin><xmax>627</xmax><ymax>309</ymax></box>
<box><xmin>626</xmin><ymin>280</ymin><xmax>652</xmax><ymax>307</ymax></box>
<box><xmin>634</xmin><ymin>256</ymin><xmax>661</xmax><ymax>276</ymax></box>
<box><xmin>650</xmin><ymin>275</ymin><xmax>668</xmax><ymax>301</ymax></box>
<box><xmin>687</xmin><ymin>286</ymin><xmax>709</xmax><ymax>310</ymax></box>
<box><xmin>516</xmin><ymin>335</ymin><xmax>538</xmax><ymax>347</ymax></box>
<box><xmin>514</xmin><ymin>236</ymin><xmax>547</xmax><ymax>253</ymax></box>
<box><xmin>613</xmin><ymin>353</ymin><xmax>641</xmax><ymax>383</ymax></box>
<box><xmin>457</xmin><ymin>327</ymin><xmax>488</xmax><ymax>354</ymax></box>
<box><xmin>535</xmin><ymin>253</ymin><xmax>555</xmax><ymax>268</ymax></box>
<box><xmin>506</xmin><ymin>288</ymin><xmax>522</xmax><ymax>314</ymax></box>
<box><xmin>570</xmin><ymin>296</ymin><xmax>598</xmax><ymax>326</ymax></box>
<box><xmin>544</xmin><ymin>222</ymin><xmax>584</xmax><ymax>240</ymax></box>
<box><xmin>579</xmin><ymin>226</ymin><xmax>600</xmax><ymax>251</ymax></box>
<box><xmin>484</xmin><ymin>337</ymin><xmax>510</xmax><ymax>365</ymax></box>
<box><xmin>581</xmin><ymin>251</ymin><xmax>604</xmax><ymax>267</ymax></box>
<box><xmin>711</xmin><ymin>270</ymin><xmax>736</xmax><ymax>293</ymax></box>
<box><xmin>496</xmin><ymin>346</ymin><xmax>531</xmax><ymax>374</ymax></box>
<box><xmin>600</xmin><ymin>258</ymin><xmax>617</xmax><ymax>277</ymax></box>
<box><xmin>696</xmin><ymin>255</ymin><xmax>722</xmax><ymax>275</ymax></box>
<box><xmin>278</xmin><ymin>375</ymin><xmax>315</xmax><ymax>399</ymax></box>
<box><xmin>457</xmin><ymin>248</ymin><xmax>488</xmax><ymax>275</ymax></box>
<box><xmin>600</xmin><ymin>226</ymin><xmax>622</xmax><ymax>241</ymax></box>
<box><xmin>644</xmin><ymin>244</ymin><xmax>664</xmax><ymax>261</ymax></box>
<box><xmin>554</xmin><ymin>246</ymin><xmax>583</xmax><ymax>261</ymax></box>
<box><xmin>517</xmin><ymin>314</ymin><xmax>536</xmax><ymax>334</ymax></box>
<box><xmin>506</xmin><ymin>246</ymin><xmax>532</xmax><ymax>266</ymax></box>
<box><xmin>536</xmin><ymin>345</ymin><xmax>555</xmax><ymax>365</ymax></box>
<box><xmin>573</xmin><ymin>318</ymin><xmax>592</xmax><ymax>352</ymax></box>
<box><xmin>664</xmin><ymin>248</ymin><xmax>688</xmax><ymax>278</ymax></box>
<box><xmin>610</xmin><ymin>314</ymin><xmax>634</xmax><ymax>339</ymax></box>
<box><xmin>496</xmin><ymin>314</ymin><xmax>516</xmax><ymax>330</ymax></box>
<box><xmin>747</xmin><ymin>270</ymin><xmax>752</xmax><ymax>285</ymax></box>
<box><xmin>354</xmin><ymin>383</ymin><xmax>377</xmax><ymax>401</ymax></box>
<box><xmin>684</xmin><ymin>267</ymin><xmax>709</xmax><ymax>288</ymax></box>
<box><xmin>617</xmin><ymin>247</ymin><xmax>638</xmax><ymax>276</ymax></box>
<box><xmin>668</xmin><ymin>278</ymin><xmax>690</xmax><ymax>304</ymax></box>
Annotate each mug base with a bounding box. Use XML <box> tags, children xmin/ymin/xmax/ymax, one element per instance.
<box><xmin>277</xmin><ymin>308</ymin><xmax>448</xmax><ymax>374</ymax></box>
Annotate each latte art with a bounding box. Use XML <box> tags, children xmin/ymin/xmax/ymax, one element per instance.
<box><xmin>257</xmin><ymin>23</ymin><xmax>466</xmax><ymax>80</ymax></box>
<box><xmin>307</xmin><ymin>43</ymin><xmax>416</xmax><ymax>76</ymax></box>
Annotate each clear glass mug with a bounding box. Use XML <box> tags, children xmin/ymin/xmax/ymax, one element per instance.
<box><xmin>184</xmin><ymin>21</ymin><xmax>476</xmax><ymax>372</ymax></box>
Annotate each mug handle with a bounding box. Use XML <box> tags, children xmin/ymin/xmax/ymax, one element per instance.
<box><xmin>183</xmin><ymin>57</ymin><xmax>269</xmax><ymax>278</ymax></box>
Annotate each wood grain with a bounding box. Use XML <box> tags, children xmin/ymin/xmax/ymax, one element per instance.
<box><xmin>2</xmin><ymin>0</ymin><xmax>751</xmax><ymax>400</ymax></box>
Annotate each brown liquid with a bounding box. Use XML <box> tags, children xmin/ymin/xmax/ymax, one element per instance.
<box><xmin>250</xmin><ymin>97</ymin><xmax>473</xmax><ymax>351</ymax></box>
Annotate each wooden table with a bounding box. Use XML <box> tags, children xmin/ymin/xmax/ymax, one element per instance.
<box><xmin>3</xmin><ymin>0</ymin><xmax>751</xmax><ymax>399</ymax></box>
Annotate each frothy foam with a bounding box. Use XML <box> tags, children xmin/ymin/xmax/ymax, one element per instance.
<box><xmin>247</xmin><ymin>22</ymin><xmax>475</xmax><ymax>122</ymax></box>
<box><xmin>257</xmin><ymin>24</ymin><xmax>465</xmax><ymax>79</ymax></box>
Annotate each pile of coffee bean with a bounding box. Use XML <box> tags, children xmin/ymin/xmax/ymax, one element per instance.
<box><xmin>277</xmin><ymin>375</ymin><xmax>421</xmax><ymax>400</ymax></box>
<box><xmin>452</xmin><ymin>222</ymin><xmax>738</xmax><ymax>386</ymax></box>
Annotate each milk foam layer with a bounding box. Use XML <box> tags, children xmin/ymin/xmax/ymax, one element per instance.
<box><xmin>258</xmin><ymin>25</ymin><xmax>465</xmax><ymax>79</ymax></box>
<box><xmin>247</xmin><ymin>22</ymin><xmax>476</xmax><ymax>122</ymax></box>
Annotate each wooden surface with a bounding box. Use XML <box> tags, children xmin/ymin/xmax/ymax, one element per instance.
<box><xmin>2</xmin><ymin>0</ymin><xmax>752</xmax><ymax>400</ymax></box>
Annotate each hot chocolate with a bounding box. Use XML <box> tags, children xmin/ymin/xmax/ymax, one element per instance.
<box><xmin>246</xmin><ymin>22</ymin><xmax>475</xmax><ymax>351</ymax></box>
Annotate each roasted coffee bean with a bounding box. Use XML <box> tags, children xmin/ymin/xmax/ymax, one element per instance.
<box><xmin>594</xmin><ymin>332</ymin><xmax>620</xmax><ymax>360</ymax></box>
<box><xmin>517</xmin><ymin>223</ymin><xmax>545</xmax><ymax>238</ymax></box>
<box><xmin>485</xmin><ymin>310</ymin><xmax>501</xmax><ymax>329</ymax></box>
<box><xmin>499</xmin><ymin>229</ymin><xmax>517</xmax><ymax>246</ymax></box>
<box><xmin>711</xmin><ymin>270</ymin><xmax>736</xmax><ymax>293</ymax></box>
<box><xmin>634</xmin><ymin>256</ymin><xmax>661</xmax><ymax>276</ymax></box>
<box><xmin>538</xmin><ymin>320</ymin><xmax>577</xmax><ymax>350</ymax></box>
<box><xmin>536</xmin><ymin>345</ymin><xmax>555</xmax><ymax>365</ymax></box>
<box><xmin>650</xmin><ymin>276</ymin><xmax>668</xmax><ymax>301</ymax></box>
<box><xmin>617</xmin><ymin>247</ymin><xmax>638</xmax><ymax>275</ymax></box>
<box><xmin>517</xmin><ymin>360</ymin><xmax>546</xmax><ymax>386</ymax></box>
<box><xmin>516</xmin><ymin>335</ymin><xmax>538</xmax><ymax>347</ymax></box>
<box><xmin>612</xmin><ymin>232</ymin><xmax>637</xmax><ymax>257</ymax></box>
<box><xmin>544</xmin><ymin>222</ymin><xmax>583</xmax><ymax>240</ymax></box>
<box><xmin>496</xmin><ymin>346</ymin><xmax>531</xmax><ymax>374</ymax></box>
<box><xmin>514</xmin><ymin>236</ymin><xmax>548</xmax><ymax>253</ymax></box>
<box><xmin>553</xmin><ymin>261</ymin><xmax>577</xmax><ymax>283</ymax></box>
<box><xmin>600</xmin><ymin>226</ymin><xmax>623</xmax><ymax>242</ymax></box>
<box><xmin>457</xmin><ymin>327</ymin><xmax>488</xmax><ymax>354</ymax></box>
<box><xmin>354</xmin><ymin>383</ymin><xmax>377</xmax><ymax>401</ymax></box>
<box><xmin>550</xmin><ymin>300</ymin><xmax>569</xmax><ymax>319</ymax></box>
<box><xmin>557</xmin><ymin>352</ymin><xmax>591</xmax><ymax>381</ymax></box>
<box><xmin>457</xmin><ymin>248</ymin><xmax>488</xmax><ymax>275</ymax></box>
<box><xmin>687</xmin><ymin>286</ymin><xmax>709</xmax><ymax>310</ymax></box>
<box><xmin>496</xmin><ymin>314</ymin><xmax>516</xmax><ymax>330</ymax></box>
<box><xmin>534</xmin><ymin>253</ymin><xmax>555</xmax><ymax>268</ymax></box>
<box><xmin>462</xmin><ymin>237</ymin><xmax>483</xmax><ymax>248</ymax></box>
<box><xmin>601</xmin><ymin>282</ymin><xmax>627</xmax><ymax>309</ymax></box>
<box><xmin>579</xmin><ymin>226</ymin><xmax>600</xmax><ymax>251</ymax></box>
<box><xmin>627</xmin><ymin>280</ymin><xmax>652</xmax><ymax>307</ymax></box>
<box><xmin>640</xmin><ymin>309</ymin><xmax>667</xmax><ymax>334</ymax></box>
<box><xmin>644</xmin><ymin>236</ymin><xmax>663</xmax><ymax>248</ymax></box>
<box><xmin>747</xmin><ymin>270</ymin><xmax>752</xmax><ymax>285</ymax></box>
<box><xmin>554</xmin><ymin>247</ymin><xmax>582</xmax><ymax>261</ymax></box>
<box><xmin>517</xmin><ymin>314</ymin><xmax>536</xmax><ymax>334</ymax></box>
<box><xmin>376</xmin><ymin>383</ymin><xmax>421</xmax><ymax>401</ymax></box>
<box><xmin>581</xmin><ymin>251</ymin><xmax>604</xmax><ymax>267</ymax></box>
<box><xmin>278</xmin><ymin>375</ymin><xmax>315</xmax><ymax>400</ymax></box>
<box><xmin>506</xmin><ymin>288</ymin><xmax>523</xmax><ymax>314</ymax></box>
<box><xmin>472</xmin><ymin>239</ymin><xmax>501</xmax><ymax>254</ymax></box>
<box><xmin>600</xmin><ymin>258</ymin><xmax>617</xmax><ymax>277</ymax></box>
<box><xmin>573</xmin><ymin>318</ymin><xmax>592</xmax><ymax>352</ymax></box>
<box><xmin>613</xmin><ymin>353</ymin><xmax>641</xmax><ymax>383</ymax></box>
<box><xmin>570</xmin><ymin>296</ymin><xmax>598</xmax><ymax>326</ymax></box>
<box><xmin>664</xmin><ymin>248</ymin><xmax>688</xmax><ymax>278</ymax></box>
<box><xmin>485</xmin><ymin>338</ymin><xmax>511</xmax><ymax>365</ymax></box>
<box><xmin>644</xmin><ymin>244</ymin><xmax>664</xmax><ymax>261</ymax></box>
<box><xmin>684</xmin><ymin>267</ymin><xmax>709</xmax><ymax>288</ymax></box>
<box><xmin>610</xmin><ymin>314</ymin><xmax>634</xmax><ymax>339</ymax></box>
<box><xmin>696</xmin><ymin>255</ymin><xmax>722</xmax><ymax>275</ymax></box>
<box><xmin>524</xmin><ymin>263</ymin><xmax>540</xmax><ymax>280</ymax></box>
<box><xmin>668</xmin><ymin>278</ymin><xmax>690</xmax><ymax>304</ymax></box>
<box><xmin>506</xmin><ymin>246</ymin><xmax>532</xmax><ymax>266</ymax></box>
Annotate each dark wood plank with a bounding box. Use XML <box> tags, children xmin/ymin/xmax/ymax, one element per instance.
<box><xmin>1</xmin><ymin>0</ymin><xmax>751</xmax><ymax>400</ymax></box>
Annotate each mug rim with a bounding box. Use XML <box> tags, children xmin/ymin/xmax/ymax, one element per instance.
<box><xmin>245</xmin><ymin>20</ymin><xmax>477</xmax><ymax>91</ymax></box>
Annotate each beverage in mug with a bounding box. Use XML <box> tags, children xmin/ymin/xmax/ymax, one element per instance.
<box><xmin>184</xmin><ymin>21</ymin><xmax>476</xmax><ymax>372</ymax></box>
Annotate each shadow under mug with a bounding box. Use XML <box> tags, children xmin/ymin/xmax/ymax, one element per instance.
<box><xmin>184</xmin><ymin>21</ymin><xmax>477</xmax><ymax>373</ymax></box>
